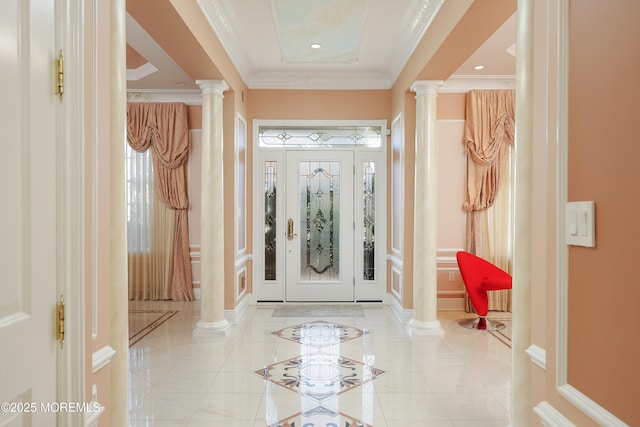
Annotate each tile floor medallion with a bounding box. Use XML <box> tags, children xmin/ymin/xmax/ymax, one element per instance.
<box><xmin>270</xmin><ymin>320</ymin><xmax>368</xmax><ymax>345</ymax></box>
<box><xmin>258</xmin><ymin>320</ymin><xmax>384</xmax><ymax>426</ymax></box>
<box><xmin>270</xmin><ymin>406</ymin><xmax>373</xmax><ymax>427</ymax></box>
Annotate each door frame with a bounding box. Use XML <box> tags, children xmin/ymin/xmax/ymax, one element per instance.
<box><xmin>252</xmin><ymin>120</ymin><xmax>387</xmax><ymax>303</ymax></box>
<box><xmin>56</xmin><ymin>0</ymin><xmax>88</xmax><ymax>423</ymax></box>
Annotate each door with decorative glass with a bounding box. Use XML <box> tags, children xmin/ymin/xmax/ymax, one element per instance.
<box><xmin>253</xmin><ymin>121</ymin><xmax>386</xmax><ymax>303</ymax></box>
<box><xmin>285</xmin><ymin>151</ymin><xmax>354</xmax><ymax>301</ymax></box>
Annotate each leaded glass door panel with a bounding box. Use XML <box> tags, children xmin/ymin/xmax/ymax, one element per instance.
<box><xmin>285</xmin><ymin>151</ymin><xmax>354</xmax><ymax>301</ymax></box>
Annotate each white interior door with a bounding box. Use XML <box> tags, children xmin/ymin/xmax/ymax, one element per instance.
<box><xmin>0</xmin><ymin>0</ymin><xmax>58</xmax><ymax>424</ymax></box>
<box><xmin>285</xmin><ymin>151</ymin><xmax>354</xmax><ymax>301</ymax></box>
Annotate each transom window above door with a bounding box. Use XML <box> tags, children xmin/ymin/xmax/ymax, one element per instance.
<box><xmin>258</xmin><ymin>124</ymin><xmax>383</xmax><ymax>148</ymax></box>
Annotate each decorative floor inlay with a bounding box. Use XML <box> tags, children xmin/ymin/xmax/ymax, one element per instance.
<box><xmin>128</xmin><ymin>309</ymin><xmax>178</xmax><ymax>347</ymax></box>
<box><xmin>271</xmin><ymin>320</ymin><xmax>367</xmax><ymax>345</ymax></box>
<box><xmin>270</xmin><ymin>406</ymin><xmax>373</xmax><ymax>427</ymax></box>
<box><xmin>256</xmin><ymin>354</ymin><xmax>384</xmax><ymax>402</ymax></box>
<box><xmin>489</xmin><ymin>318</ymin><xmax>512</xmax><ymax>348</ymax></box>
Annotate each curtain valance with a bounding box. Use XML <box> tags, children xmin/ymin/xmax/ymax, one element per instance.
<box><xmin>463</xmin><ymin>89</ymin><xmax>515</xmax><ymax>212</ymax></box>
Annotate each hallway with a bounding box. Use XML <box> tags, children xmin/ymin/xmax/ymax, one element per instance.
<box><xmin>128</xmin><ymin>301</ymin><xmax>511</xmax><ymax>426</ymax></box>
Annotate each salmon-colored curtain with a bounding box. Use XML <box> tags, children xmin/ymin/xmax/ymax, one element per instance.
<box><xmin>126</xmin><ymin>102</ymin><xmax>194</xmax><ymax>301</ymax></box>
<box><xmin>463</xmin><ymin>89</ymin><xmax>515</xmax><ymax>312</ymax></box>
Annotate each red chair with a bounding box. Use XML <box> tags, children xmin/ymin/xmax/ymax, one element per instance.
<box><xmin>456</xmin><ymin>251</ymin><xmax>512</xmax><ymax>330</ymax></box>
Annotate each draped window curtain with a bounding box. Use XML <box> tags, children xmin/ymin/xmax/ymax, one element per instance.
<box><xmin>126</xmin><ymin>102</ymin><xmax>194</xmax><ymax>301</ymax></box>
<box><xmin>463</xmin><ymin>89</ymin><xmax>515</xmax><ymax>312</ymax></box>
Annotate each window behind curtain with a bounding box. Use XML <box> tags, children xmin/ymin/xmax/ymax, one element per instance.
<box><xmin>125</xmin><ymin>141</ymin><xmax>154</xmax><ymax>253</ymax></box>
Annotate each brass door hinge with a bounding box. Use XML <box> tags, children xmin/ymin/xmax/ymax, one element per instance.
<box><xmin>55</xmin><ymin>50</ymin><xmax>64</xmax><ymax>100</ymax></box>
<box><xmin>56</xmin><ymin>295</ymin><xmax>65</xmax><ymax>349</ymax></box>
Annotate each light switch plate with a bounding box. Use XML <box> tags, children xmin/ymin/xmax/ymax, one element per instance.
<box><xmin>566</xmin><ymin>201</ymin><xmax>595</xmax><ymax>247</ymax></box>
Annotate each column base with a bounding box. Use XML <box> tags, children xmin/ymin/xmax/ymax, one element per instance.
<box><xmin>407</xmin><ymin>318</ymin><xmax>444</xmax><ymax>337</ymax></box>
<box><xmin>193</xmin><ymin>319</ymin><xmax>229</xmax><ymax>336</ymax></box>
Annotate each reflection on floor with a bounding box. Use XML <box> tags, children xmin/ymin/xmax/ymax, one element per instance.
<box><xmin>129</xmin><ymin>300</ymin><xmax>512</xmax><ymax>426</ymax></box>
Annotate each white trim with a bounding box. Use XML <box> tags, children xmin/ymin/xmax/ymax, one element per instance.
<box><xmin>235</xmin><ymin>266</ymin><xmax>248</xmax><ymax>301</ymax></box>
<box><xmin>235</xmin><ymin>113</ymin><xmax>248</xmax><ymax>257</ymax></box>
<box><xmin>533</xmin><ymin>401</ymin><xmax>576</xmax><ymax>427</ymax></box>
<box><xmin>249</xmin><ymin>72</ymin><xmax>393</xmax><ymax>90</ymax></box>
<box><xmin>90</xmin><ymin>0</ymin><xmax>100</xmax><ymax>343</ymax></box>
<box><xmin>390</xmin><ymin>113</ymin><xmax>404</xmax><ymax>258</ymax></box>
<box><xmin>57</xmin><ymin>0</ymin><xmax>87</xmax><ymax>423</ymax></box>
<box><xmin>390</xmin><ymin>264</ymin><xmax>403</xmax><ymax>301</ymax></box>
<box><xmin>83</xmin><ymin>404</ymin><xmax>105</xmax><ymax>427</ymax></box>
<box><xmin>225</xmin><ymin>293</ymin><xmax>250</xmax><ymax>324</ymax></box>
<box><xmin>439</xmin><ymin>75</ymin><xmax>516</xmax><ymax>93</ymax></box>
<box><xmin>526</xmin><ymin>344</ymin><xmax>547</xmax><ymax>370</ymax></box>
<box><xmin>386</xmin><ymin>253</ymin><xmax>404</xmax><ymax>268</ymax></box>
<box><xmin>193</xmin><ymin>287</ymin><xmax>201</xmax><ymax>300</ymax></box>
<box><xmin>91</xmin><ymin>346</ymin><xmax>116</xmax><ymax>374</ymax></box>
<box><xmin>234</xmin><ymin>254</ymin><xmax>252</xmax><ymax>269</ymax></box>
<box><xmin>126</xmin><ymin>89</ymin><xmax>203</xmax><ymax>105</ymax></box>
<box><xmin>558</xmin><ymin>385</ymin><xmax>629</xmax><ymax>427</ymax></box>
<box><xmin>126</xmin><ymin>62</ymin><xmax>158</xmax><ymax>81</ymax></box>
<box><xmin>389</xmin><ymin>294</ymin><xmax>413</xmax><ymax>323</ymax></box>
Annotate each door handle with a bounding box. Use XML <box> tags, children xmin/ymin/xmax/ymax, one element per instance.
<box><xmin>287</xmin><ymin>218</ymin><xmax>297</xmax><ymax>240</ymax></box>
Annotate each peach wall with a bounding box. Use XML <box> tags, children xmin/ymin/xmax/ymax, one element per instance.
<box><xmin>566</xmin><ymin>0</ymin><xmax>640</xmax><ymax>424</ymax></box>
<box><xmin>247</xmin><ymin>89</ymin><xmax>391</xmax><ymax>121</ymax></box>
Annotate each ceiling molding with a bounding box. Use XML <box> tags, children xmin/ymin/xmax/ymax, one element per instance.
<box><xmin>197</xmin><ymin>0</ymin><xmax>256</xmax><ymax>81</ymax></box>
<box><xmin>385</xmin><ymin>0</ymin><xmax>444</xmax><ymax>85</ymax></box>
<box><xmin>126</xmin><ymin>62</ymin><xmax>159</xmax><ymax>81</ymax></box>
<box><xmin>439</xmin><ymin>75</ymin><xmax>515</xmax><ymax>93</ymax></box>
<box><xmin>126</xmin><ymin>89</ymin><xmax>203</xmax><ymax>105</ymax></box>
<box><xmin>197</xmin><ymin>0</ymin><xmax>445</xmax><ymax>90</ymax></box>
<box><xmin>248</xmin><ymin>72</ymin><xmax>392</xmax><ymax>90</ymax></box>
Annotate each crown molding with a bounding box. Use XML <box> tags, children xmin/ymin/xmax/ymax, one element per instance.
<box><xmin>126</xmin><ymin>62</ymin><xmax>158</xmax><ymax>81</ymax></box>
<box><xmin>126</xmin><ymin>89</ymin><xmax>203</xmax><ymax>105</ymax></box>
<box><xmin>248</xmin><ymin>72</ymin><xmax>393</xmax><ymax>90</ymax></box>
<box><xmin>439</xmin><ymin>75</ymin><xmax>516</xmax><ymax>93</ymax></box>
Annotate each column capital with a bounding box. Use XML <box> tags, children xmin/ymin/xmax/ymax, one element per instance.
<box><xmin>410</xmin><ymin>80</ymin><xmax>444</xmax><ymax>97</ymax></box>
<box><xmin>196</xmin><ymin>79</ymin><xmax>229</xmax><ymax>96</ymax></box>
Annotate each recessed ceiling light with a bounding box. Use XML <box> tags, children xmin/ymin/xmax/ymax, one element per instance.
<box><xmin>474</xmin><ymin>65</ymin><xmax>485</xmax><ymax>70</ymax></box>
<box><xmin>176</xmin><ymin>82</ymin><xmax>186</xmax><ymax>86</ymax></box>
<box><xmin>310</xmin><ymin>43</ymin><xmax>322</xmax><ymax>49</ymax></box>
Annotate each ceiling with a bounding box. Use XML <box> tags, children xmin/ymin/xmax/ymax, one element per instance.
<box><xmin>126</xmin><ymin>0</ymin><xmax>516</xmax><ymax>91</ymax></box>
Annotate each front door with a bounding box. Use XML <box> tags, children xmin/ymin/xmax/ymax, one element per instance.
<box><xmin>0</xmin><ymin>0</ymin><xmax>58</xmax><ymax>423</ymax></box>
<box><xmin>285</xmin><ymin>151</ymin><xmax>355</xmax><ymax>301</ymax></box>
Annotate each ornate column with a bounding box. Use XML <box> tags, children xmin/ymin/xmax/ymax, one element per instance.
<box><xmin>408</xmin><ymin>80</ymin><xmax>444</xmax><ymax>336</ymax></box>
<box><xmin>194</xmin><ymin>79</ymin><xmax>229</xmax><ymax>336</ymax></box>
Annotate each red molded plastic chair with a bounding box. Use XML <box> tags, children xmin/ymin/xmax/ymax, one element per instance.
<box><xmin>456</xmin><ymin>251</ymin><xmax>512</xmax><ymax>331</ymax></box>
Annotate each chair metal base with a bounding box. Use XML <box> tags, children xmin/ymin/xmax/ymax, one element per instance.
<box><xmin>459</xmin><ymin>317</ymin><xmax>506</xmax><ymax>331</ymax></box>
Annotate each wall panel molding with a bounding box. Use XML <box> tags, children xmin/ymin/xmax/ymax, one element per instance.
<box><xmin>554</xmin><ymin>1</ymin><xmax>629</xmax><ymax>425</ymax></box>
<box><xmin>526</xmin><ymin>344</ymin><xmax>546</xmax><ymax>370</ymax></box>
<box><xmin>533</xmin><ymin>402</ymin><xmax>576</xmax><ymax>427</ymax></box>
<box><xmin>92</xmin><ymin>345</ymin><xmax>116</xmax><ymax>374</ymax></box>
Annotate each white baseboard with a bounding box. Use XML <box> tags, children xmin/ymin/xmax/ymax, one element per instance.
<box><xmin>193</xmin><ymin>287</ymin><xmax>201</xmax><ymax>300</ymax></box>
<box><xmin>225</xmin><ymin>294</ymin><xmax>250</xmax><ymax>324</ymax></box>
<box><xmin>389</xmin><ymin>295</ymin><xmax>413</xmax><ymax>323</ymax></box>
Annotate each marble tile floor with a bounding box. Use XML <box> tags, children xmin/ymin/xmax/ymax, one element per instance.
<box><xmin>128</xmin><ymin>300</ymin><xmax>512</xmax><ymax>426</ymax></box>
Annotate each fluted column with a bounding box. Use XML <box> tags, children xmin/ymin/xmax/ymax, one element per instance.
<box><xmin>194</xmin><ymin>79</ymin><xmax>229</xmax><ymax>336</ymax></box>
<box><xmin>408</xmin><ymin>80</ymin><xmax>444</xmax><ymax>337</ymax></box>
